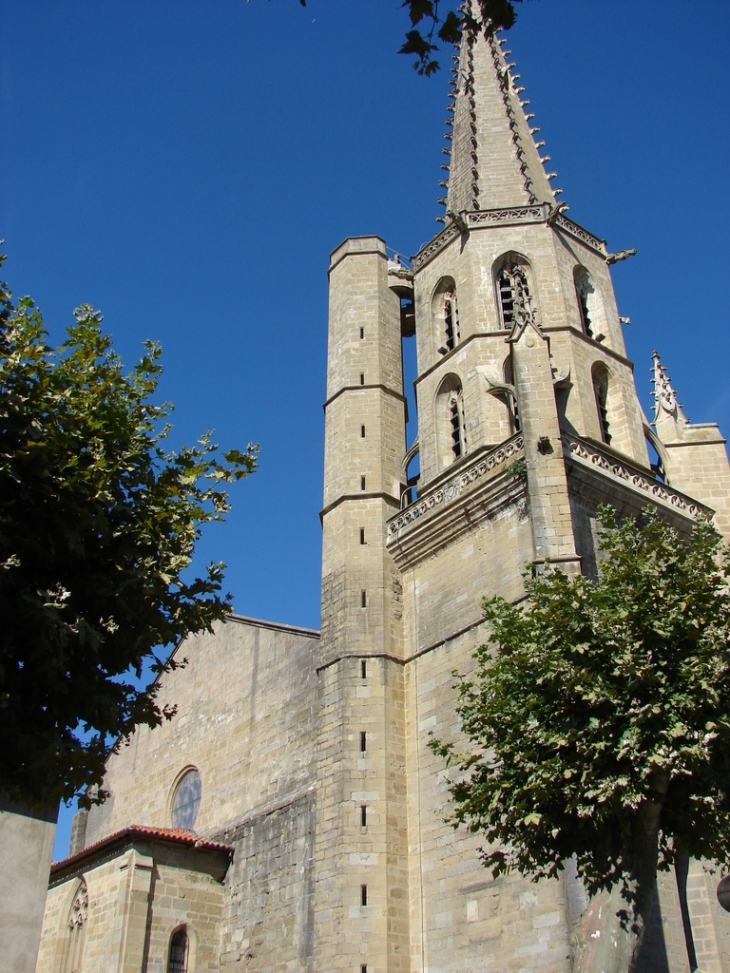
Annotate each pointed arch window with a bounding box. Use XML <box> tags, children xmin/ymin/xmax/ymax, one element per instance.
<box><xmin>495</xmin><ymin>257</ymin><xmax>532</xmax><ymax>331</ymax></box>
<box><xmin>592</xmin><ymin>363</ymin><xmax>611</xmax><ymax>445</ymax></box>
<box><xmin>171</xmin><ymin>768</ymin><xmax>202</xmax><ymax>831</ymax></box>
<box><xmin>65</xmin><ymin>878</ymin><xmax>89</xmax><ymax>973</ymax></box>
<box><xmin>437</xmin><ymin>375</ymin><xmax>466</xmax><ymax>467</ymax></box>
<box><xmin>432</xmin><ymin>278</ymin><xmax>459</xmax><ymax>354</ymax></box>
<box><xmin>168</xmin><ymin>927</ymin><xmax>189</xmax><ymax>973</ymax></box>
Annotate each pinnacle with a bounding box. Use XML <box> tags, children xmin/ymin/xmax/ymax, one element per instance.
<box><xmin>439</xmin><ymin>18</ymin><xmax>561</xmax><ymax>219</ymax></box>
<box><xmin>651</xmin><ymin>352</ymin><xmax>689</xmax><ymax>426</ymax></box>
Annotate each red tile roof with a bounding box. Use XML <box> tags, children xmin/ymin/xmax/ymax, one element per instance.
<box><xmin>51</xmin><ymin>824</ymin><xmax>233</xmax><ymax>875</ymax></box>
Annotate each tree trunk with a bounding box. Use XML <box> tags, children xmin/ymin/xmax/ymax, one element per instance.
<box><xmin>571</xmin><ymin>796</ymin><xmax>664</xmax><ymax>973</ymax></box>
<box><xmin>571</xmin><ymin>882</ymin><xmax>642</xmax><ymax>973</ymax></box>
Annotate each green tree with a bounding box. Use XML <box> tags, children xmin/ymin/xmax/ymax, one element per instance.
<box><xmin>290</xmin><ymin>0</ymin><xmax>520</xmax><ymax>76</ymax></box>
<box><xmin>0</xmin><ymin>265</ymin><xmax>257</xmax><ymax>811</ymax></box>
<box><xmin>398</xmin><ymin>0</ymin><xmax>521</xmax><ymax>75</ymax></box>
<box><xmin>431</xmin><ymin>508</ymin><xmax>730</xmax><ymax>972</ymax></box>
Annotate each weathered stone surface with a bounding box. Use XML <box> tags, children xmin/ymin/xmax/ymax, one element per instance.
<box><xmin>33</xmin><ymin>20</ymin><xmax>730</xmax><ymax>973</ymax></box>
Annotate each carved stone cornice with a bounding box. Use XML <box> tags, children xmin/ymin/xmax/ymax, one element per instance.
<box><xmin>554</xmin><ymin>215</ymin><xmax>607</xmax><ymax>256</ymax></box>
<box><xmin>466</xmin><ymin>204</ymin><xmax>548</xmax><ymax>227</ymax></box>
<box><xmin>563</xmin><ymin>435</ymin><xmax>707</xmax><ymax>518</ymax></box>
<box><xmin>411</xmin><ymin>222</ymin><xmax>461</xmax><ymax>273</ymax></box>
<box><xmin>387</xmin><ymin>436</ymin><xmax>526</xmax><ymax>568</ymax></box>
<box><xmin>410</xmin><ymin>207</ymin><xmax>608</xmax><ymax>274</ymax></box>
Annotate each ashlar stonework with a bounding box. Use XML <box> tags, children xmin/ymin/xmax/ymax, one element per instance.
<box><xmin>36</xmin><ymin>13</ymin><xmax>730</xmax><ymax>973</ymax></box>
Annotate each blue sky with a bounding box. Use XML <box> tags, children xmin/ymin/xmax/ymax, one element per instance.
<box><xmin>2</xmin><ymin>0</ymin><xmax>729</xmax><ymax>857</ymax></box>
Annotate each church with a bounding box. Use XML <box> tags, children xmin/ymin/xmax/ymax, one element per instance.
<box><xmin>34</xmin><ymin>18</ymin><xmax>730</xmax><ymax>973</ymax></box>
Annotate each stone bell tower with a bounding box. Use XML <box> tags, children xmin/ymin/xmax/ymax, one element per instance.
<box><xmin>318</xmin><ymin>10</ymin><xmax>730</xmax><ymax>973</ymax></box>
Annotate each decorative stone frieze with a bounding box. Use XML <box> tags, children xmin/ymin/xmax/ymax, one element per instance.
<box><xmin>411</xmin><ymin>222</ymin><xmax>461</xmax><ymax>272</ymax></box>
<box><xmin>554</xmin><ymin>214</ymin><xmax>607</xmax><ymax>255</ymax></box>
<box><xmin>388</xmin><ymin>435</ymin><xmax>524</xmax><ymax>535</ymax></box>
<box><xmin>564</xmin><ymin>435</ymin><xmax>705</xmax><ymax>517</ymax></box>
<box><xmin>466</xmin><ymin>205</ymin><xmax>547</xmax><ymax>227</ymax></box>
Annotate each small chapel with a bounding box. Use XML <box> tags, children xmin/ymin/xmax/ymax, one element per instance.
<box><xmin>34</xmin><ymin>15</ymin><xmax>730</xmax><ymax>973</ymax></box>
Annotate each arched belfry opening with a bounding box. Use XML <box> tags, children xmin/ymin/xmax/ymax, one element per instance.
<box><xmin>436</xmin><ymin>373</ymin><xmax>466</xmax><ymax>469</ymax></box>
<box><xmin>494</xmin><ymin>253</ymin><xmax>533</xmax><ymax>331</ymax></box>
<box><xmin>432</xmin><ymin>277</ymin><xmax>460</xmax><ymax>354</ymax></box>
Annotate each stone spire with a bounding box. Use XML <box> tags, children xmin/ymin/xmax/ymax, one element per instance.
<box><xmin>440</xmin><ymin>16</ymin><xmax>559</xmax><ymax>216</ymax></box>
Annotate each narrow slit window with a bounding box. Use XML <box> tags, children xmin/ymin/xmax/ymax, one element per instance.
<box><xmin>168</xmin><ymin>928</ymin><xmax>189</xmax><ymax>973</ymax></box>
<box><xmin>361</xmin><ymin>591</ymin><xmax>367</xmax><ymax>609</ymax></box>
<box><xmin>361</xmin><ymin>805</ymin><xmax>367</xmax><ymax>827</ymax></box>
<box><xmin>437</xmin><ymin>377</ymin><xmax>466</xmax><ymax>469</ymax></box>
<box><xmin>360</xmin><ymin>373</ymin><xmax>364</xmax><ymax>385</ymax></box>
<box><xmin>450</xmin><ymin>396</ymin><xmax>463</xmax><ymax>459</ymax></box>
<box><xmin>499</xmin><ymin>272</ymin><xmax>516</xmax><ymax>329</ymax></box>
<box><xmin>361</xmin><ymin>884</ymin><xmax>368</xmax><ymax>906</ymax></box>
<box><xmin>360</xmin><ymin>528</ymin><xmax>365</xmax><ymax>545</ymax></box>
<box><xmin>360</xmin><ymin>327</ymin><xmax>364</xmax><ymax>339</ymax></box>
<box><xmin>592</xmin><ymin>365</ymin><xmax>611</xmax><ymax>445</ymax></box>
<box><xmin>444</xmin><ymin>291</ymin><xmax>459</xmax><ymax>351</ymax></box>
<box><xmin>360</xmin><ymin>731</ymin><xmax>367</xmax><ymax>752</ymax></box>
<box><xmin>578</xmin><ymin>289</ymin><xmax>593</xmax><ymax>336</ymax></box>
<box><xmin>361</xmin><ymin>475</ymin><xmax>366</xmax><ymax>490</ymax></box>
<box><xmin>361</xmin><ymin>659</ymin><xmax>367</xmax><ymax>678</ymax></box>
<box><xmin>361</xmin><ymin>425</ymin><xmax>366</xmax><ymax>438</ymax></box>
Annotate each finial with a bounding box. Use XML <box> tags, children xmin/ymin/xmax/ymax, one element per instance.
<box><xmin>651</xmin><ymin>352</ymin><xmax>689</xmax><ymax>426</ymax></box>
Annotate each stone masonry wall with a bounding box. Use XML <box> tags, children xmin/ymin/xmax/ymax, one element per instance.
<box><xmin>83</xmin><ymin>617</ymin><xmax>319</xmax><ymax>847</ymax></box>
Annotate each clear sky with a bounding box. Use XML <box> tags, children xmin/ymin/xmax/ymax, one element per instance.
<box><xmin>2</xmin><ymin>0</ymin><xmax>729</xmax><ymax>857</ymax></box>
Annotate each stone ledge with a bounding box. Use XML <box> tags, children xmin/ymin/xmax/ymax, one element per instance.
<box><xmin>388</xmin><ymin>435</ymin><xmax>524</xmax><ymax>537</ymax></box>
<box><xmin>387</xmin><ymin>436</ymin><xmax>526</xmax><ymax>569</ymax></box>
<box><xmin>564</xmin><ymin>434</ymin><xmax>709</xmax><ymax>519</ymax></box>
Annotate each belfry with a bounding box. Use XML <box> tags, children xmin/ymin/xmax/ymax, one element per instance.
<box><xmin>33</xmin><ymin>17</ymin><xmax>730</xmax><ymax>973</ymax></box>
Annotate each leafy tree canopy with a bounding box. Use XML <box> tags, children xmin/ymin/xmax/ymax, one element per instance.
<box><xmin>290</xmin><ymin>0</ymin><xmax>520</xmax><ymax>76</ymax></box>
<box><xmin>0</xmin><ymin>262</ymin><xmax>257</xmax><ymax>810</ymax></box>
<box><xmin>431</xmin><ymin>508</ymin><xmax>730</xmax><ymax>967</ymax></box>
